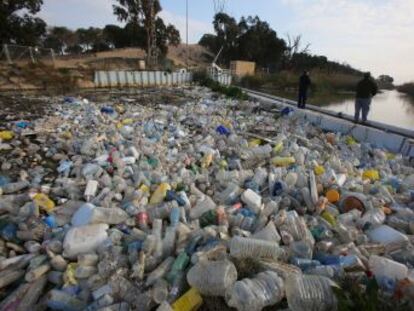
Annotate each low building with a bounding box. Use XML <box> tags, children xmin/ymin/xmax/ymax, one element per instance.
<box><xmin>230</xmin><ymin>60</ymin><xmax>256</xmax><ymax>77</ymax></box>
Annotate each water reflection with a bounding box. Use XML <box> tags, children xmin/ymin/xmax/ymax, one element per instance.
<box><xmin>325</xmin><ymin>90</ymin><xmax>414</xmax><ymax>130</ymax></box>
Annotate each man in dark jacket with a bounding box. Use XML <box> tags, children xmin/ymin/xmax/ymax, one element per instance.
<box><xmin>355</xmin><ymin>72</ymin><xmax>378</xmax><ymax>123</ymax></box>
<box><xmin>298</xmin><ymin>71</ymin><xmax>311</xmax><ymax>108</ymax></box>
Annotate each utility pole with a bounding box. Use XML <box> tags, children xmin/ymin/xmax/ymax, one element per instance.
<box><xmin>186</xmin><ymin>0</ymin><xmax>189</xmax><ymax>70</ymax></box>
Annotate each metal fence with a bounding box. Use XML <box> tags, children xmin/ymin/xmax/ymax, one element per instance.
<box><xmin>94</xmin><ymin>70</ymin><xmax>193</xmax><ymax>88</ymax></box>
<box><xmin>0</xmin><ymin>44</ymin><xmax>55</xmax><ymax>65</ymax></box>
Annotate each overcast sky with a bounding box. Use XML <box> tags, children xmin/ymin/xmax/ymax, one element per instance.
<box><xmin>39</xmin><ymin>0</ymin><xmax>414</xmax><ymax>84</ymax></box>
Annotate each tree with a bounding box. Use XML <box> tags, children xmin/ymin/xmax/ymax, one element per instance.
<box><xmin>200</xmin><ymin>13</ymin><xmax>286</xmax><ymax>69</ymax></box>
<box><xmin>43</xmin><ymin>27</ymin><xmax>77</xmax><ymax>55</ymax></box>
<box><xmin>166</xmin><ymin>24</ymin><xmax>180</xmax><ymax>46</ymax></box>
<box><xmin>0</xmin><ymin>0</ymin><xmax>46</xmax><ymax>45</ymax></box>
<box><xmin>76</xmin><ymin>27</ymin><xmax>106</xmax><ymax>52</ymax></box>
<box><xmin>113</xmin><ymin>0</ymin><xmax>162</xmax><ymax>59</ymax></box>
<box><xmin>285</xmin><ymin>34</ymin><xmax>311</xmax><ymax>61</ymax></box>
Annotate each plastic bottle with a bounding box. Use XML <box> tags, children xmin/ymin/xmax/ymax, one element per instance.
<box><xmin>150</xmin><ymin>183</ymin><xmax>172</xmax><ymax>205</ymax></box>
<box><xmin>84</xmin><ymin>180</ymin><xmax>99</xmax><ymax>202</ymax></box>
<box><xmin>166</xmin><ymin>252</ymin><xmax>190</xmax><ymax>283</ymax></box>
<box><xmin>171</xmin><ymin>288</ymin><xmax>203</xmax><ymax>311</ymax></box>
<box><xmin>33</xmin><ymin>193</ymin><xmax>55</xmax><ymax>213</ymax></box>
<box><xmin>170</xmin><ymin>206</ymin><xmax>181</xmax><ymax>227</ymax></box>
<box><xmin>190</xmin><ymin>195</ymin><xmax>216</xmax><ymax>219</ymax></box>
<box><xmin>252</xmin><ymin>167</ymin><xmax>268</xmax><ymax>187</ymax></box>
<box><xmin>229</xmin><ymin>236</ymin><xmax>284</xmax><ymax>259</ymax></box>
<box><xmin>225</xmin><ymin>271</ymin><xmax>284</xmax><ymax>311</ymax></box>
<box><xmin>145</xmin><ymin>257</ymin><xmax>175</xmax><ymax>286</ymax></box>
<box><xmin>187</xmin><ymin>260</ymin><xmax>237</xmax><ymax>296</ymax></box>
<box><xmin>152</xmin><ymin>279</ymin><xmax>169</xmax><ymax>304</ymax></box>
<box><xmin>285</xmin><ymin>275</ymin><xmax>338</xmax><ymax>311</ymax></box>
<box><xmin>252</xmin><ymin>221</ymin><xmax>281</xmax><ymax>243</ymax></box>
<box><xmin>1</xmin><ymin>181</ymin><xmax>30</xmax><ymax>194</ymax></box>
<box><xmin>217</xmin><ymin>183</ymin><xmax>241</xmax><ymax>205</ymax></box>
<box><xmin>241</xmin><ymin>189</ymin><xmax>262</xmax><ymax>213</ymax></box>
<box><xmin>271</xmin><ymin>156</ymin><xmax>296</xmax><ymax>167</ymax></box>
<box><xmin>47</xmin><ymin>289</ymin><xmax>86</xmax><ymax>310</ymax></box>
<box><xmin>358</xmin><ymin>208</ymin><xmax>385</xmax><ymax>228</ymax></box>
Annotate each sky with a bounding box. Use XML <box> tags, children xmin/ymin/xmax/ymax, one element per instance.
<box><xmin>38</xmin><ymin>0</ymin><xmax>414</xmax><ymax>84</ymax></box>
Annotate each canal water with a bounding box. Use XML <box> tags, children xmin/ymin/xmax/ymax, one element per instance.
<box><xmin>324</xmin><ymin>90</ymin><xmax>414</xmax><ymax>130</ymax></box>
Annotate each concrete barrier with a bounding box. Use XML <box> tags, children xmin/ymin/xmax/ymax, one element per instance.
<box><xmin>245</xmin><ymin>89</ymin><xmax>414</xmax><ymax>157</ymax></box>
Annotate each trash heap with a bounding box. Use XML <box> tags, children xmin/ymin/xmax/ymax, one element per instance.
<box><xmin>0</xmin><ymin>87</ymin><xmax>414</xmax><ymax>311</ymax></box>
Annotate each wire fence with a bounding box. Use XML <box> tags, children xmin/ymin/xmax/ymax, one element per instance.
<box><xmin>0</xmin><ymin>44</ymin><xmax>55</xmax><ymax>65</ymax></box>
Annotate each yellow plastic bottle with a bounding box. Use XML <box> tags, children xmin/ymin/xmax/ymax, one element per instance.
<box><xmin>273</xmin><ymin>142</ymin><xmax>284</xmax><ymax>154</ymax></box>
<box><xmin>362</xmin><ymin>170</ymin><xmax>380</xmax><ymax>182</ymax></box>
<box><xmin>172</xmin><ymin>288</ymin><xmax>203</xmax><ymax>311</ymax></box>
<box><xmin>271</xmin><ymin>156</ymin><xmax>296</xmax><ymax>167</ymax></box>
<box><xmin>63</xmin><ymin>263</ymin><xmax>78</xmax><ymax>286</ymax></box>
<box><xmin>150</xmin><ymin>183</ymin><xmax>171</xmax><ymax>205</ymax></box>
<box><xmin>314</xmin><ymin>165</ymin><xmax>325</xmax><ymax>176</ymax></box>
<box><xmin>321</xmin><ymin>210</ymin><xmax>336</xmax><ymax>226</ymax></box>
<box><xmin>0</xmin><ymin>131</ymin><xmax>14</xmax><ymax>141</ymax></box>
<box><xmin>201</xmin><ymin>153</ymin><xmax>213</xmax><ymax>168</ymax></box>
<box><xmin>248</xmin><ymin>138</ymin><xmax>262</xmax><ymax>148</ymax></box>
<box><xmin>33</xmin><ymin>193</ymin><xmax>55</xmax><ymax>213</ymax></box>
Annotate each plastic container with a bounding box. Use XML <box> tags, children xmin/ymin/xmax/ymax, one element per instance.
<box><xmin>63</xmin><ymin>224</ymin><xmax>109</xmax><ymax>258</ymax></box>
<box><xmin>369</xmin><ymin>255</ymin><xmax>408</xmax><ymax>283</ymax></box>
<box><xmin>187</xmin><ymin>260</ymin><xmax>237</xmax><ymax>296</ymax></box>
<box><xmin>285</xmin><ymin>275</ymin><xmax>338</xmax><ymax>311</ymax></box>
<box><xmin>229</xmin><ymin>236</ymin><xmax>284</xmax><ymax>259</ymax></box>
<box><xmin>225</xmin><ymin>271</ymin><xmax>284</xmax><ymax>311</ymax></box>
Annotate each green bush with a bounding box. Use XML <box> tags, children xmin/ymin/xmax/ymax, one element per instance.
<box><xmin>194</xmin><ymin>72</ymin><xmax>248</xmax><ymax>100</ymax></box>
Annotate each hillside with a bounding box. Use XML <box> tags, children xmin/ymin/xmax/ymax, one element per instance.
<box><xmin>0</xmin><ymin>44</ymin><xmax>214</xmax><ymax>91</ymax></box>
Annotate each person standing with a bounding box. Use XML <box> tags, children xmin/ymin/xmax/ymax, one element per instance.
<box><xmin>355</xmin><ymin>72</ymin><xmax>378</xmax><ymax>123</ymax></box>
<box><xmin>298</xmin><ymin>71</ymin><xmax>311</xmax><ymax>109</ymax></box>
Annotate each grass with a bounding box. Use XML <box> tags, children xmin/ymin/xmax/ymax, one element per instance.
<box><xmin>397</xmin><ymin>83</ymin><xmax>414</xmax><ymax>97</ymax></box>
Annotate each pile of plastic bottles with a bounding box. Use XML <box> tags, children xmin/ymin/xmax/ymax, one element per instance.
<box><xmin>0</xmin><ymin>87</ymin><xmax>414</xmax><ymax>311</ymax></box>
